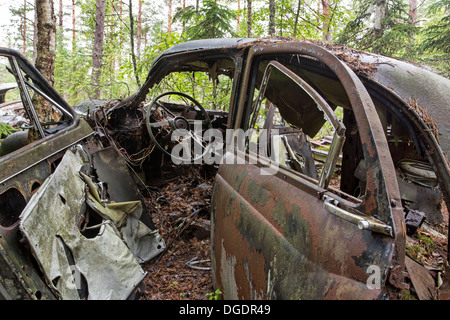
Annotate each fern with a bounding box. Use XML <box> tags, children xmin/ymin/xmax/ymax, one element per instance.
<box><xmin>0</xmin><ymin>123</ymin><xmax>18</xmax><ymax>138</ymax></box>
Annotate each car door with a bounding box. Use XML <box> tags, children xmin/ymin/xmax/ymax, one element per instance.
<box><xmin>211</xmin><ymin>42</ymin><xmax>406</xmax><ymax>300</ymax></box>
<box><xmin>0</xmin><ymin>49</ymin><xmax>93</xmax><ymax>299</ymax></box>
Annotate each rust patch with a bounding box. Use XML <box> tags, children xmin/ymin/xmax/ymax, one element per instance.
<box><xmin>212</xmin><ymin>171</ymin><xmax>269</xmax><ymax>299</ymax></box>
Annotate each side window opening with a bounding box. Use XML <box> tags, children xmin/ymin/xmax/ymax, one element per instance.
<box><xmin>0</xmin><ymin>54</ymin><xmax>74</xmax><ymax>157</ymax></box>
<box><xmin>110</xmin><ymin>58</ymin><xmax>234</xmax><ymax>180</ymax></box>
<box><xmin>246</xmin><ymin>55</ymin><xmax>447</xmax><ymax>235</ymax></box>
<box><xmin>311</xmin><ymin>106</ymin><xmax>344</xmax><ymax>188</ymax></box>
<box><xmin>147</xmin><ymin>71</ymin><xmax>234</xmax><ymax>113</ymax></box>
<box><xmin>248</xmin><ymin>59</ymin><xmax>348</xmax><ymax>196</ymax></box>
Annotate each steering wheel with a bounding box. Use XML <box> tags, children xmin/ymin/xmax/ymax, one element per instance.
<box><xmin>145</xmin><ymin>91</ymin><xmax>213</xmax><ymax>163</ymax></box>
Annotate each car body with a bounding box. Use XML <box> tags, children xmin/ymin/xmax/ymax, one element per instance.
<box><xmin>1</xmin><ymin>37</ymin><xmax>449</xmax><ymax>300</ymax></box>
<box><xmin>132</xmin><ymin>38</ymin><xmax>449</xmax><ymax>300</ymax></box>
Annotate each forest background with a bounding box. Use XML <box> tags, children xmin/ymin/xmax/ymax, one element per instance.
<box><xmin>0</xmin><ymin>0</ymin><xmax>449</xmax><ymax>107</ymax></box>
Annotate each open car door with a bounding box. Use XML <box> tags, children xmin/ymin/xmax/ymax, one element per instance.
<box><xmin>211</xmin><ymin>43</ymin><xmax>407</xmax><ymax>299</ymax></box>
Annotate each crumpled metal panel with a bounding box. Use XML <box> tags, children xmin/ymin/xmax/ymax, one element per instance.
<box><xmin>19</xmin><ymin>148</ymin><xmax>146</xmax><ymax>300</ymax></box>
<box><xmin>82</xmin><ymin>172</ymin><xmax>165</xmax><ymax>263</ymax></box>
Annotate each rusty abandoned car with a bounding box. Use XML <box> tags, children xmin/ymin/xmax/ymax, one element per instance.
<box><xmin>0</xmin><ymin>38</ymin><xmax>449</xmax><ymax>300</ymax></box>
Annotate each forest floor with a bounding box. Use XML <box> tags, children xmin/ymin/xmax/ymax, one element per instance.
<box><xmin>140</xmin><ymin>164</ymin><xmax>217</xmax><ymax>300</ymax></box>
<box><xmin>137</xmin><ymin>162</ymin><xmax>449</xmax><ymax>300</ymax></box>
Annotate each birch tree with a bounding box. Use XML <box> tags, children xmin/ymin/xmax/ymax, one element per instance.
<box><xmin>337</xmin><ymin>0</ymin><xmax>414</xmax><ymax>56</ymax></box>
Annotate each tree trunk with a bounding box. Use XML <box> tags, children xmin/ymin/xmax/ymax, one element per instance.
<box><xmin>321</xmin><ymin>0</ymin><xmax>331</xmax><ymax>42</ymax></box>
<box><xmin>293</xmin><ymin>0</ymin><xmax>301</xmax><ymax>38</ymax></box>
<box><xmin>23</xmin><ymin>0</ymin><xmax>27</xmax><ymax>56</ymax></box>
<box><xmin>72</xmin><ymin>0</ymin><xmax>76</xmax><ymax>49</ymax></box>
<box><xmin>35</xmin><ymin>0</ymin><xmax>56</xmax><ymax>120</ymax></box>
<box><xmin>137</xmin><ymin>0</ymin><xmax>142</xmax><ymax>60</ymax></box>
<box><xmin>182</xmin><ymin>0</ymin><xmax>186</xmax><ymax>34</ymax></box>
<box><xmin>129</xmin><ymin>0</ymin><xmax>141</xmax><ymax>87</ymax></box>
<box><xmin>247</xmin><ymin>0</ymin><xmax>252</xmax><ymax>37</ymax></box>
<box><xmin>91</xmin><ymin>0</ymin><xmax>106</xmax><ymax>99</ymax></box>
<box><xmin>58</xmin><ymin>0</ymin><xmax>63</xmax><ymax>28</ymax></box>
<box><xmin>168</xmin><ymin>0</ymin><xmax>173</xmax><ymax>35</ymax></box>
<box><xmin>409</xmin><ymin>0</ymin><xmax>417</xmax><ymax>26</ymax></box>
<box><xmin>268</xmin><ymin>0</ymin><xmax>275</xmax><ymax>36</ymax></box>
<box><xmin>236</xmin><ymin>0</ymin><xmax>240</xmax><ymax>32</ymax></box>
<box><xmin>70</xmin><ymin>0</ymin><xmax>77</xmax><ymax>102</ymax></box>
<box><xmin>373</xmin><ymin>0</ymin><xmax>386</xmax><ymax>54</ymax></box>
<box><xmin>33</xmin><ymin>6</ymin><xmax>38</xmax><ymax>63</ymax></box>
<box><xmin>279</xmin><ymin>1</ymin><xmax>284</xmax><ymax>36</ymax></box>
<box><xmin>118</xmin><ymin>0</ymin><xmax>123</xmax><ymax>68</ymax></box>
<box><xmin>35</xmin><ymin>0</ymin><xmax>56</xmax><ymax>85</ymax></box>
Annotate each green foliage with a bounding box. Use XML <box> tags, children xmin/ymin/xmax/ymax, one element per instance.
<box><xmin>7</xmin><ymin>2</ymin><xmax>34</xmax><ymax>60</ymax></box>
<box><xmin>236</xmin><ymin>0</ymin><xmax>353</xmax><ymax>41</ymax></box>
<box><xmin>174</xmin><ymin>0</ymin><xmax>237</xmax><ymax>40</ymax></box>
<box><xmin>421</xmin><ymin>0</ymin><xmax>450</xmax><ymax>53</ymax></box>
<box><xmin>4</xmin><ymin>0</ymin><xmax>449</xmax><ymax>110</ymax></box>
<box><xmin>335</xmin><ymin>0</ymin><xmax>449</xmax><ymax>76</ymax></box>
<box><xmin>314</xmin><ymin>106</ymin><xmax>344</xmax><ymax>139</ymax></box>
<box><xmin>53</xmin><ymin>0</ymin><xmax>145</xmax><ymax>104</ymax></box>
<box><xmin>205</xmin><ymin>289</ymin><xmax>222</xmax><ymax>300</ymax></box>
<box><xmin>0</xmin><ymin>123</ymin><xmax>18</xmax><ymax>140</ymax></box>
<box><xmin>336</xmin><ymin>0</ymin><xmax>417</xmax><ymax>56</ymax></box>
<box><xmin>148</xmin><ymin>70</ymin><xmax>233</xmax><ymax>111</ymax></box>
<box><xmin>417</xmin><ymin>0</ymin><xmax>450</xmax><ymax>76</ymax></box>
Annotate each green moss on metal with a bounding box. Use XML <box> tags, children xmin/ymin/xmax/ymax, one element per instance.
<box><xmin>247</xmin><ymin>179</ymin><xmax>268</xmax><ymax>206</ymax></box>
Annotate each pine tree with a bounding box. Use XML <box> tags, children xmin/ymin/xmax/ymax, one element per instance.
<box><xmin>174</xmin><ymin>0</ymin><xmax>237</xmax><ymax>40</ymax></box>
<box><xmin>421</xmin><ymin>0</ymin><xmax>450</xmax><ymax>53</ymax></box>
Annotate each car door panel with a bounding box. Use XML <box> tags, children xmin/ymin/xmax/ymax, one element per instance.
<box><xmin>212</xmin><ymin>152</ymin><xmax>394</xmax><ymax>299</ymax></box>
<box><xmin>211</xmin><ymin>42</ymin><xmax>404</xmax><ymax>300</ymax></box>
